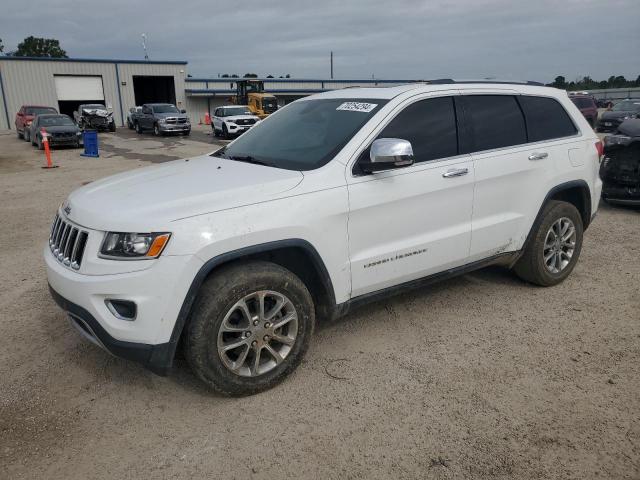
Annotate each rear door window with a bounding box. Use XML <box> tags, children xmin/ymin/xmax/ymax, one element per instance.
<box><xmin>519</xmin><ymin>96</ymin><xmax>578</xmax><ymax>142</ymax></box>
<box><xmin>463</xmin><ymin>95</ymin><xmax>527</xmax><ymax>152</ymax></box>
<box><xmin>375</xmin><ymin>96</ymin><xmax>459</xmax><ymax>163</ymax></box>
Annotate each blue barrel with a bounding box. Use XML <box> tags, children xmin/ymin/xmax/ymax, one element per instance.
<box><xmin>81</xmin><ymin>130</ymin><xmax>99</xmax><ymax>158</ymax></box>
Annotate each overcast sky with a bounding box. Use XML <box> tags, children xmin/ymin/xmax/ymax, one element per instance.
<box><xmin>1</xmin><ymin>0</ymin><xmax>638</xmax><ymax>82</ymax></box>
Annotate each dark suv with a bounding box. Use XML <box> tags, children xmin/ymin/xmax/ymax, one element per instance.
<box><xmin>570</xmin><ymin>95</ymin><xmax>598</xmax><ymax>127</ymax></box>
<box><xmin>597</xmin><ymin>99</ymin><xmax>640</xmax><ymax>133</ymax></box>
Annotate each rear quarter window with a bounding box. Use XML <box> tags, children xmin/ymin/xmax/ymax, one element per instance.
<box><xmin>519</xmin><ymin>96</ymin><xmax>578</xmax><ymax>142</ymax></box>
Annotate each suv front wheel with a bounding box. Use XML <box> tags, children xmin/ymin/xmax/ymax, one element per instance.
<box><xmin>514</xmin><ymin>200</ymin><xmax>584</xmax><ymax>286</ymax></box>
<box><xmin>185</xmin><ymin>261</ymin><xmax>315</xmax><ymax>396</ymax></box>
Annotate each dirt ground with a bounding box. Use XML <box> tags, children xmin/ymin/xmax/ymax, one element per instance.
<box><xmin>0</xmin><ymin>127</ymin><xmax>638</xmax><ymax>480</ymax></box>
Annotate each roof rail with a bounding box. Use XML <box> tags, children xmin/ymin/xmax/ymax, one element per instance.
<box><xmin>424</xmin><ymin>79</ymin><xmax>546</xmax><ymax>87</ymax></box>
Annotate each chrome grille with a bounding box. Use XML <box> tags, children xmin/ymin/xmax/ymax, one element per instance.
<box><xmin>49</xmin><ymin>214</ymin><xmax>88</xmax><ymax>270</ymax></box>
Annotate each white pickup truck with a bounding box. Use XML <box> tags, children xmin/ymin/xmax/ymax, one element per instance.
<box><xmin>46</xmin><ymin>81</ymin><xmax>602</xmax><ymax>395</ymax></box>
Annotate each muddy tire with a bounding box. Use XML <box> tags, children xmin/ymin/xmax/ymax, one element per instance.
<box><xmin>513</xmin><ymin>200</ymin><xmax>584</xmax><ymax>287</ymax></box>
<box><xmin>185</xmin><ymin>261</ymin><xmax>315</xmax><ymax>396</ymax></box>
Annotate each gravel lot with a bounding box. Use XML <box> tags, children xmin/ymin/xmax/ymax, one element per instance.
<box><xmin>0</xmin><ymin>127</ymin><xmax>638</xmax><ymax>479</ymax></box>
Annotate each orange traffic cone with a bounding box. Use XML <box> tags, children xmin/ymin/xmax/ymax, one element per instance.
<box><xmin>41</xmin><ymin>128</ymin><xmax>58</xmax><ymax>169</ymax></box>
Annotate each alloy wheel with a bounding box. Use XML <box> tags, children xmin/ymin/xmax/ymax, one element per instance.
<box><xmin>217</xmin><ymin>291</ymin><xmax>298</xmax><ymax>377</ymax></box>
<box><xmin>543</xmin><ymin>217</ymin><xmax>576</xmax><ymax>274</ymax></box>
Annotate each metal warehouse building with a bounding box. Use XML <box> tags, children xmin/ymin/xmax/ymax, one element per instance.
<box><xmin>0</xmin><ymin>56</ymin><xmax>419</xmax><ymax>129</ymax></box>
<box><xmin>2</xmin><ymin>56</ymin><xmax>639</xmax><ymax>130</ymax></box>
<box><xmin>0</xmin><ymin>57</ymin><xmax>189</xmax><ymax>130</ymax></box>
<box><xmin>0</xmin><ymin>56</ymin><xmax>413</xmax><ymax>130</ymax></box>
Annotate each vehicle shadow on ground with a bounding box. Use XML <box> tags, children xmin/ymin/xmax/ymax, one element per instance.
<box><xmin>43</xmin><ymin>265</ymin><xmax>524</xmax><ymax>399</ymax></box>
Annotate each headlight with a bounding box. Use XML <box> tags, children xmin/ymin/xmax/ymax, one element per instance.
<box><xmin>158</xmin><ymin>118</ymin><xmax>167</xmax><ymax>124</ymax></box>
<box><xmin>99</xmin><ymin>232</ymin><xmax>171</xmax><ymax>259</ymax></box>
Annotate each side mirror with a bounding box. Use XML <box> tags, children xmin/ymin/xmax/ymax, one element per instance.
<box><xmin>181</xmin><ymin>109</ymin><xmax>187</xmax><ymax>114</ymax></box>
<box><xmin>362</xmin><ymin>138</ymin><xmax>414</xmax><ymax>173</ymax></box>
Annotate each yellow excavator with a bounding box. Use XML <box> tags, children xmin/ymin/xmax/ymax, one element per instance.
<box><xmin>230</xmin><ymin>80</ymin><xmax>278</xmax><ymax>119</ymax></box>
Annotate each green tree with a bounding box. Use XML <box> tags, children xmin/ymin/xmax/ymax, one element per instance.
<box><xmin>0</xmin><ymin>38</ymin><xmax>4</xmax><ymax>54</ymax></box>
<box><xmin>243</xmin><ymin>73</ymin><xmax>258</xmax><ymax>78</ymax></box>
<box><xmin>551</xmin><ymin>75</ymin><xmax>567</xmax><ymax>89</ymax></box>
<box><xmin>11</xmin><ymin>36</ymin><xmax>67</xmax><ymax>57</ymax></box>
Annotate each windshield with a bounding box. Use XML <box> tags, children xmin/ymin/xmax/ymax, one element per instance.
<box><xmin>213</xmin><ymin>98</ymin><xmax>387</xmax><ymax>171</ymax></box>
<box><xmin>612</xmin><ymin>100</ymin><xmax>640</xmax><ymax>112</ymax></box>
<box><xmin>83</xmin><ymin>104</ymin><xmax>106</xmax><ymax>110</ymax></box>
<box><xmin>222</xmin><ymin>107</ymin><xmax>252</xmax><ymax>116</ymax></box>
<box><xmin>25</xmin><ymin>107</ymin><xmax>57</xmax><ymax>115</ymax></box>
<box><xmin>40</xmin><ymin>115</ymin><xmax>75</xmax><ymax>126</ymax></box>
<box><xmin>153</xmin><ymin>104</ymin><xmax>180</xmax><ymax>113</ymax></box>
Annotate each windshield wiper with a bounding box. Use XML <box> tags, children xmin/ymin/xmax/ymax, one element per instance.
<box><xmin>227</xmin><ymin>155</ymin><xmax>274</xmax><ymax>167</ymax></box>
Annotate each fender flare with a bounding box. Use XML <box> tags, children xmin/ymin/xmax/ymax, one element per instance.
<box><xmin>154</xmin><ymin>239</ymin><xmax>336</xmax><ymax>370</ymax></box>
<box><xmin>512</xmin><ymin>179</ymin><xmax>592</xmax><ymax>266</ymax></box>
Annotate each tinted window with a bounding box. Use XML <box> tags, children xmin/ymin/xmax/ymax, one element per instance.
<box><xmin>464</xmin><ymin>95</ymin><xmax>526</xmax><ymax>151</ymax></box>
<box><xmin>376</xmin><ymin>97</ymin><xmax>458</xmax><ymax>163</ymax></box>
<box><xmin>520</xmin><ymin>96</ymin><xmax>578</xmax><ymax>142</ymax></box>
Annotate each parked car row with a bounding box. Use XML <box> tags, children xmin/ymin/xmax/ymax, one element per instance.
<box><xmin>15</xmin><ymin>105</ymin><xmax>82</xmax><ymax>149</ymax></box>
<box><xmin>127</xmin><ymin>103</ymin><xmax>191</xmax><ymax>136</ymax></box>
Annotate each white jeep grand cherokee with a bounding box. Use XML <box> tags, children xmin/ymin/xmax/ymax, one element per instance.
<box><xmin>46</xmin><ymin>81</ymin><xmax>603</xmax><ymax>395</ymax></box>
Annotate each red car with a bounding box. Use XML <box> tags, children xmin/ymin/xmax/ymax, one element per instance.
<box><xmin>15</xmin><ymin>105</ymin><xmax>58</xmax><ymax>142</ymax></box>
<box><xmin>569</xmin><ymin>95</ymin><xmax>598</xmax><ymax>128</ymax></box>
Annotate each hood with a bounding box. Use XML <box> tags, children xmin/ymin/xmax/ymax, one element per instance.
<box><xmin>155</xmin><ymin>112</ymin><xmax>188</xmax><ymax>120</ymax></box>
<box><xmin>601</xmin><ymin>110</ymin><xmax>637</xmax><ymax>120</ymax></box>
<box><xmin>225</xmin><ymin>114</ymin><xmax>260</xmax><ymax>122</ymax></box>
<box><xmin>65</xmin><ymin>154</ymin><xmax>303</xmax><ymax>231</ymax></box>
<box><xmin>83</xmin><ymin>108</ymin><xmax>111</xmax><ymax>117</ymax></box>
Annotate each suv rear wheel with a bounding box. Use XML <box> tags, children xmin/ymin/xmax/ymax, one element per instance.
<box><xmin>513</xmin><ymin>200</ymin><xmax>583</xmax><ymax>286</ymax></box>
<box><xmin>185</xmin><ymin>261</ymin><xmax>315</xmax><ymax>396</ymax></box>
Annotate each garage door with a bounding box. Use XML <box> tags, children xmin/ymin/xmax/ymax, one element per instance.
<box><xmin>54</xmin><ymin>75</ymin><xmax>104</xmax><ymax>101</ymax></box>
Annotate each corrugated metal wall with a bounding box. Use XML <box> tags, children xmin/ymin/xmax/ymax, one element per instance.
<box><xmin>0</xmin><ymin>59</ymin><xmax>188</xmax><ymax>129</ymax></box>
<box><xmin>0</xmin><ymin>60</ymin><xmax>118</xmax><ymax>129</ymax></box>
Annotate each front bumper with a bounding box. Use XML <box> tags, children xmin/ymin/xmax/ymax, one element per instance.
<box><xmin>159</xmin><ymin>123</ymin><xmax>190</xmax><ymax>133</ymax></box>
<box><xmin>45</xmin><ymin>244</ymin><xmax>204</xmax><ymax>374</ymax></box>
<box><xmin>602</xmin><ymin>182</ymin><xmax>640</xmax><ymax>205</ymax></box>
<box><xmin>225</xmin><ymin>123</ymin><xmax>252</xmax><ymax>135</ymax></box>
<box><xmin>49</xmin><ymin>285</ymin><xmax>173</xmax><ymax>375</ymax></box>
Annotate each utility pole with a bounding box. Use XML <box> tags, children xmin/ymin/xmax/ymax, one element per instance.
<box><xmin>330</xmin><ymin>51</ymin><xmax>333</xmax><ymax>79</ymax></box>
<box><xmin>141</xmin><ymin>33</ymin><xmax>149</xmax><ymax>60</ymax></box>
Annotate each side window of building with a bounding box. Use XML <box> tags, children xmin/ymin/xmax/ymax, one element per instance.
<box><xmin>376</xmin><ymin>96</ymin><xmax>458</xmax><ymax>163</ymax></box>
<box><xmin>463</xmin><ymin>95</ymin><xmax>527</xmax><ymax>152</ymax></box>
<box><xmin>518</xmin><ymin>96</ymin><xmax>578</xmax><ymax>142</ymax></box>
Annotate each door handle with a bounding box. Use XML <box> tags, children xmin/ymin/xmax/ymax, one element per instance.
<box><xmin>442</xmin><ymin>167</ymin><xmax>469</xmax><ymax>178</ymax></box>
<box><xmin>528</xmin><ymin>152</ymin><xmax>548</xmax><ymax>161</ymax></box>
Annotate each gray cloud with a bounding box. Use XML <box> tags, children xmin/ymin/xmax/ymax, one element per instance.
<box><xmin>1</xmin><ymin>0</ymin><xmax>638</xmax><ymax>82</ymax></box>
